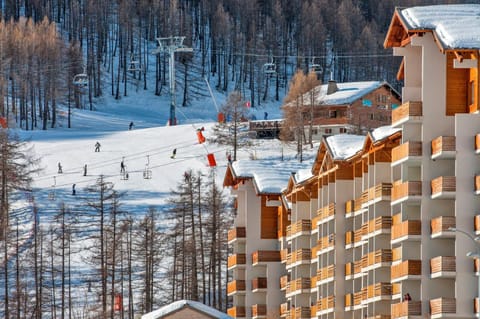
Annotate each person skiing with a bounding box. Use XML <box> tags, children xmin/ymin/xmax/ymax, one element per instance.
<box><xmin>170</xmin><ymin>148</ymin><xmax>177</xmax><ymax>159</ymax></box>
<box><xmin>129</xmin><ymin>122</ymin><xmax>134</xmax><ymax>130</ymax></box>
<box><xmin>72</xmin><ymin>184</ymin><xmax>76</xmax><ymax>196</ymax></box>
<box><xmin>95</xmin><ymin>141</ymin><xmax>101</xmax><ymax>152</ymax></box>
<box><xmin>83</xmin><ymin>164</ymin><xmax>87</xmax><ymax>176</ymax></box>
<box><xmin>120</xmin><ymin>160</ymin><xmax>125</xmax><ymax>174</ymax></box>
<box><xmin>58</xmin><ymin>162</ymin><xmax>63</xmax><ymax>174</ymax></box>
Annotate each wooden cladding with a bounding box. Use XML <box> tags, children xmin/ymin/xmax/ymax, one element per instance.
<box><xmin>391</xmin><ymin>301</ymin><xmax>421</xmax><ymax>318</ymax></box>
<box><xmin>391</xmin><ymin>260</ymin><xmax>422</xmax><ymax>280</ymax></box>
<box><xmin>362</xmin><ymin>183</ymin><xmax>392</xmax><ymax>203</ymax></box>
<box><xmin>227</xmin><ymin>280</ymin><xmax>246</xmax><ymax>295</ymax></box>
<box><xmin>364</xmin><ymin>249</ymin><xmax>393</xmax><ymax>267</ymax></box>
<box><xmin>261</xmin><ymin>196</ymin><xmax>278</xmax><ymax>239</ymax></box>
<box><xmin>228</xmin><ymin>227</ymin><xmax>246</xmax><ymax>242</ymax></box>
<box><xmin>431</xmin><ymin>176</ymin><xmax>456</xmax><ymax>195</ymax></box>
<box><xmin>280</xmin><ymin>275</ymin><xmax>289</xmax><ymax>290</ymax></box>
<box><xmin>286</xmin><ymin>277</ymin><xmax>311</xmax><ymax>294</ymax></box>
<box><xmin>252</xmin><ymin>250</ymin><xmax>280</xmax><ymax>264</ymax></box>
<box><xmin>252</xmin><ymin>277</ymin><xmax>267</xmax><ymax>290</ymax></box>
<box><xmin>286</xmin><ymin>219</ymin><xmax>311</xmax><ymax>238</ymax></box>
<box><xmin>392</xmin><ymin>101</ymin><xmax>422</xmax><ymax>125</ymax></box>
<box><xmin>447</xmin><ymin>51</ymin><xmax>470</xmax><ymax>116</ymax></box>
<box><xmin>317</xmin><ymin>296</ymin><xmax>335</xmax><ymax>311</ymax></box>
<box><xmin>430</xmin><ymin>256</ymin><xmax>456</xmax><ymax>274</ymax></box>
<box><xmin>392</xmin><ymin>141</ymin><xmax>422</xmax><ymax>162</ymax></box>
<box><xmin>227</xmin><ymin>254</ymin><xmax>246</xmax><ymax>268</ymax></box>
<box><xmin>291</xmin><ymin>306</ymin><xmax>310</xmax><ymax>319</ymax></box>
<box><xmin>431</xmin><ymin>136</ymin><xmax>455</xmax><ymax>156</ymax></box>
<box><xmin>430</xmin><ymin>298</ymin><xmax>456</xmax><ymax>316</ymax></box>
<box><xmin>316</xmin><ymin>265</ymin><xmax>335</xmax><ymax>281</ymax></box>
<box><xmin>391</xmin><ymin>220</ymin><xmax>421</xmax><ymax>240</ymax></box>
<box><xmin>366</xmin><ymin>283</ymin><xmax>392</xmax><ymax>299</ymax></box>
<box><xmin>287</xmin><ymin>249</ymin><xmax>311</xmax><ymax>266</ymax></box>
<box><xmin>316</xmin><ymin>203</ymin><xmax>335</xmax><ymax>223</ymax></box>
<box><xmin>251</xmin><ymin>304</ymin><xmax>267</xmax><ymax>318</ymax></box>
<box><xmin>476</xmin><ymin>175</ymin><xmax>480</xmax><ymax>193</ymax></box>
<box><xmin>362</xmin><ymin>216</ymin><xmax>392</xmax><ymax>235</ymax></box>
<box><xmin>227</xmin><ymin>306</ymin><xmax>246</xmax><ymax>318</ymax></box>
<box><xmin>391</xmin><ymin>180</ymin><xmax>422</xmax><ymax>202</ymax></box>
<box><xmin>431</xmin><ymin>216</ymin><xmax>455</xmax><ymax>235</ymax></box>
<box><xmin>476</xmin><ymin>134</ymin><xmax>480</xmax><ymax>153</ymax></box>
<box><xmin>475</xmin><ymin>215</ymin><xmax>480</xmax><ymax>233</ymax></box>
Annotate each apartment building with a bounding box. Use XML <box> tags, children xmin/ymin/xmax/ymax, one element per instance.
<box><xmin>224</xmin><ymin>4</ymin><xmax>480</xmax><ymax>319</ymax></box>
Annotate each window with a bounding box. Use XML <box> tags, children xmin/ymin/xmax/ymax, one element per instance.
<box><xmin>339</xmin><ymin>127</ymin><xmax>347</xmax><ymax>133</ymax></box>
<box><xmin>329</xmin><ymin>110</ymin><xmax>337</xmax><ymax>118</ymax></box>
<box><xmin>370</xmin><ymin>114</ymin><xmax>374</xmax><ymax>120</ymax></box>
<box><xmin>325</xmin><ymin>128</ymin><xmax>332</xmax><ymax>134</ymax></box>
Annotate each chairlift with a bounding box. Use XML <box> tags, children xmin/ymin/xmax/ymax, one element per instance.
<box><xmin>121</xmin><ymin>170</ymin><xmax>129</xmax><ymax>181</ymax></box>
<box><xmin>143</xmin><ymin>155</ymin><xmax>152</xmax><ymax>179</ymax></box>
<box><xmin>128</xmin><ymin>55</ymin><xmax>142</xmax><ymax>72</ymax></box>
<box><xmin>48</xmin><ymin>176</ymin><xmax>56</xmax><ymax>201</ymax></box>
<box><xmin>310</xmin><ymin>58</ymin><xmax>323</xmax><ymax>75</ymax></box>
<box><xmin>73</xmin><ymin>66</ymin><xmax>88</xmax><ymax>87</ymax></box>
<box><xmin>263</xmin><ymin>55</ymin><xmax>276</xmax><ymax>75</ymax></box>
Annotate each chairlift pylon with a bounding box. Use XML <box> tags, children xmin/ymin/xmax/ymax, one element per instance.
<box><xmin>73</xmin><ymin>66</ymin><xmax>88</xmax><ymax>87</ymax></box>
<box><xmin>143</xmin><ymin>155</ymin><xmax>152</xmax><ymax>179</ymax></box>
<box><xmin>48</xmin><ymin>176</ymin><xmax>56</xmax><ymax>201</ymax></box>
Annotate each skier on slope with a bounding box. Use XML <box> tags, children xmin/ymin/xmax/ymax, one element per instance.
<box><xmin>171</xmin><ymin>148</ymin><xmax>177</xmax><ymax>159</ymax></box>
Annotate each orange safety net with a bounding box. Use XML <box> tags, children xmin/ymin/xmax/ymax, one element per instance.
<box><xmin>207</xmin><ymin>153</ymin><xmax>217</xmax><ymax>167</ymax></box>
<box><xmin>197</xmin><ymin>131</ymin><xmax>206</xmax><ymax>144</ymax></box>
<box><xmin>0</xmin><ymin>117</ymin><xmax>7</xmax><ymax>128</ymax></box>
<box><xmin>217</xmin><ymin>112</ymin><xmax>225</xmax><ymax>123</ymax></box>
<box><xmin>114</xmin><ymin>294</ymin><xmax>123</xmax><ymax>311</ymax></box>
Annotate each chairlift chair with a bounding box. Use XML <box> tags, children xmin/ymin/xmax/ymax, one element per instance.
<box><xmin>128</xmin><ymin>55</ymin><xmax>142</xmax><ymax>72</ymax></box>
<box><xmin>263</xmin><ymin>62</ymin><xmax>276</xmax><ymax>75</ymax></box>
<box><xmin>73</xmin><ymin>68</ymin><xmax>88</xmax><ymax>87</ymax></box>
<box><xmin>48</xmin><ymin>176</ymin><xmax>56</xmax><ymax>201</ymax></box>
<box><xmin>143</xmin><ymin>155</ymin><xmax>152</xmax><ymax>179</ymax></box>
<box><xmin>310</xmin><ymin>58</ymin><xmax>323</xmax><ymax>75</ymax></box>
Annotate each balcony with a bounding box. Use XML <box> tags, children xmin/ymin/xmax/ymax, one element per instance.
<box><xmin>431</xmin><ymin>216</ymin><xmax>455</xmax><ymax>238</ymax></box>
<box><xmin>391</xmin><ymin>180</ymin><xmax>422</xmax><ymax>205</ymax></box>
<box><xmin>430</xmin><ymin>256</ymin><xmax>456</xmax><ymax>278</ymax></box>
<box><xmin>286</xmin><ymin>249</ymin><xmax>311</xmax><ymax>267</ymax></box>
<box><xmin>252</xmin><ymin>304</ymin><xmax>266</xmax><ymax>318</ymax></box>
<box><xmin>362</xmin><ymin>216</ymin><xmax>392</xmax><ymax>240</ymax></box>
<box><xmin>286</xmin><ymin>277</ymin><xmax>311</xmax><ymax>296</ymax></box>
<box><xmin>391</xmin><ymin>101</ymin><xmax>422</xmax><ymax>127</ymax></box>
<box><xmin>392</xmin><ymin>141</ymin><xmax>422</xmax><ymax>167</ymax></box>
<box><xmin>286</xmin><ymin>219</ymin><xmax>311</xmax><ymax>239</ymax></box>
<box><xmin>431</xmin><ymin>136</ymin><xmax>455</xmax><ymax>160</ymax></box>
<box><xmin>354</xmin><ymin>259</ymin><xmax>365</xmax><ymax>278</ymax></box>
<box><xmin>430</xmin><ymin>298</ymin><xmax>455</xmax><ymax>317</ymax></box>
<box><xmin>391</xmin><ymin>301</ymin><xmax>421</xmax><ymax>318</ymax></box>
<box><xmin>391</xmin><ymin>260</ymin><xmax>422</xmax><ymax>282</ymax></box>
<box><xmin>431</xmin><ymin>176</ymin><xmax>456</xmax><ymax>199</ymax></box>
<box><xmin>252</xmin><ymin>277</ymin><xmax>267</xmax><ymax>292</ymax></box>
<box><xmin>316</xmin><ymin>203</ymin><xmax>335</xmax><ymax>224</ymax></box>
<box><xmin>363</xmin><ymin>283</ymin><xmax>393</xmax><ymax>302</ymax></box>
<box><xmin>316</xmin><ymin>265</ymin><xmax>335</xmax><ymax>284</ymax></box>
<box><xmin>362</xmin><ymin>183</ymin><xmax>392</xmax><ymax>206</ymax></box>
<box><xmin>476</xmin><ymin>215</ymin><xmax>480</xmax><ymax>236</ymax></box>
<box><xmin>291</xmin><ymin>306</ymin><xmax>310</xmax><ymax>319</ymax></box>
<box><xmin>228</xmin><ymin>253</ymin><xmax>246</xmax><ymax>269</ymax></box>
<box><xmin>227</xmin><ymin>280</ymin><xmax>246</xmax><ymax>296</ymax></box>
<box><xmin>392</xmin><ymin>247</ymin><xmax>402</xmax><ymax>263</ymax></box>
<box><xmin>228</xmin><ymin>227</ymin><xmax>246</xmax><ymax>244</ymax></box>
<box><xmin>391</xmin><ymin>220</ymin><xmax>421</xmax><ymax>244</ymax></box>
<box><xmin>345</xmin><ymin>199</ymin><xmax>355</xmax><ymax>217</ymax></box>
<box><xmin>228</xmin><ymin>306</ymin><xmax>246</xmax><ymax>318</ymax></box>
<box><xmin>354</xmin><ymin>290</ymin><xmax>364</xmax><ymax>308</ymax></box>
<box><xmin>280</xmin><ymin>249</ymin><xmax>288</xmax><ymax>263</ymax></box>
<box><xmin>476</xmin><ymin>134</ymin><xmax>480</xmax><ymax>154</ymax></box>
<box><xmin>252</xmin><ymin>250</ymin><xmax>280</xmax><ymax>265</ymax></box>
<box><xmin>317</xmin><ymin>234</ymin><xmax>335</xmax><ymax>254</ymax></box>
<box><xmin>345</xmin><ymin>262</ymin><xmax>353</xmax><ymax>279</ymax></box>
<box><xmin>363</xmin><ymin>249</ymin><xmax>392</xmax><ymax>270</ymax></box>
<box><xmin>345</xmin><ymin>293</ymin><xmax>353</xmax><ymax>310</ymax></box>
<box><xmin>317</xmin><ymin>296</ymin><xmax>335</xmax><ymax>314</ymax></box>
<box><xmin>476</xmin><ymin>175</ymin><xmax>480</xmax><ymax>195</ymax></box>
<box><xmin>280</xmin><ymin>302</ymin><xmax>289</xmax><ymax>317</ymax></box>
<box><xmin>280</xmin><ymin>275</ymin><xmax>289</xmax><ymax>291</ymax></box>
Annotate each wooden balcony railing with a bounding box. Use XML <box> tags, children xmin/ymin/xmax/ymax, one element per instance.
<box><xmin>476</xmin><ymin>215</ymin><xmax>480</xmax><ymax>234</ymax></box>
<box><xmin>316</xmin><ymin>203</ymin><xmax>335</xmax><ymax>223</ymax></box>
<box><xmin>280</xmin><ymin>303</ymin><xmax>289</xmax><ymax>317</ymax></box>
<box><xmin>476</xmin><ymin>175</ymin><xmax>480</xmax><ymax>194</ymax></box>
<box><xmin>354</xmin><ymin>290</ymin><xmax>364</xmax><ymax>305</ymax></box>
<box><xmin>391</xmin><ymin>301</ymin><xmax>421</xmax><ymax>318</ymax></box>
<box><xmin>431</xmin><ymin>176</ymin><xmax>456</xmax><ymax>197</ymax></box>
<box><xmin>311</xmin><ymin>214</ymin><xmax>321</xmax><ymax>230</ymax></box>
<box><xmin>286</xmin><ymin>277</ymin><xmax>311</xmax><ymax>295</ymax></box>
<box><xmin>317</xmin><ymin>295</ymin><xmax>335</xmax><ymax>311</ymax></box>
<box><xmin>286</xmin><ymin>219</ymin><xmax>311</xmax><ymax>238</ymax></box>
<box><xmin>287</xmin><ymin>249</ymin><xmax>311</xmax><ymax>266</ymax></box>
<box><xmin>431</xmin><ymin>216</ymin><xmax>455</xmax><ymax>236</ymax></box>
<box><xmin>345</xmin><ymin>262</ymin><xmax>353</xmax><ymax>277</ymax></box>
<box><xmin>431</xmin><ymin>136</ymin><xmax>455</xmax><ymax>158</ymax></box>
<box><xmin>280</xmin><ymin>275</ymin><xmax>289</xmax><ymax>290</ymax></box>
<box><xmin>252</xmin><ymin>250</ymin><xmax>280</xmax><ymax>264</ymax></box>
<box><xmin>392</xmin><ymin>247</ymin><xmax>402</xmax><ymax>262</ymax></box>
<box><xmin>310</xmin><ymin>305</ymin><xmax>317</xmax><ymax>318</ymax></box>
<box><xmin>291</xmin><ymin>307</ymin><xmax>310</xmax><ymax>319</ymax></box>
<box><xmin>475</xmin><ymin>297</ymin><xmax>480</xmax><ymax>314</ymax></box>
<box><xmin>345</xmin><ymin>293</ymin><xmax>353</xmax><ymax>307</ymax></box>
<box><xmin>392</xmin><ymin>141</ymin><xmax>422</xmax><ymax>163</ymax></box>
<box><xmin>354</xmin><ymin>228</ymin><xmax>364</xmax><ymax>244</ymax></box>
<box><xmin>391</xmin><ymin>260</ymin><xmax>421</xmax><ymax>280</ymax></box>
<box><xmin>228</xmin><ymin>254</ymin><xmax>246</xmax><ymax>268</ymax></box>
<box><xmin>252</xmin><ymin>277</ymin><xmax>267</xmax><ymax>290</ymax></box>
<box><xmin>252</xmin><ymin>304</ymin><xmax>267</xmax><ymax>318</ymax></box>
<box><xmin>354</xmin><ymin>259</ymin><xmax>363</xmax><ymax>275</ymax></box>
<box><xmin>354</xmin><ymin>195</ymin><xmax>364</xmax><ymax>212</ymax></box>
<box><xmin>476</xmin><ymin>134</ymin><xmax>480</xmax><ymax>154</ymax></box>
<box><xmin>345</xmin><ymin>231</ymin><xmax>354</xmax><ymax>246</ymax></box>
<box><xmin>317</xmin><ymin>264</ymin><xmax>335</xmax><ymax>281</ymax></box>
<box><xmin>345</xmin><ymin>199</ymin><xmax>355</xmax><ymax>215</ymax></box>
<box><xmin>364</xmin><ymin>249</ymin><xmax>393</xmax><ymax>268</ymax></box>
<box><xmin>430</xmin><ymin>256</ymin><xmax>456</xmax><ymax>275</ymax></box>
<box><xmin>391</xmin><ymin>180</ymin><xmax>422</xmax><ymax>202</ymax></box>
<box><xmin>430</xmin><ymin>298</ymin><xmax>456</xmax><ymax>316</ymax></box>
<box><xmin>362</xmin><ymin>183</ymin><xmax>393</xmax><ymax>203</ymax></box>
<box><xmin>391</xmin><ymin>220</ymin><xmax>421</xmax><ymax>241</ymax></box>
<box><xmin>318</xmin><ymin>234</ymin><xmax>335</xmax><ymax>251</ymax></box>
<box><xmin>366</xmin><ymin>283</ymin><xmax>392</xmax><ymax>299</ymax></box>
<box><xmin>227</xmin><ymin>280</ymin><xmax>246</xmax><ymax>295</ymax></box>
<box><xmin>280</xmin><ymin>249</ymin><xmax>288</xmax><ymax>263</ymax></box>
<box><xmin>228</xmin><ymin>227</ymin><xmax>246</xmax><ymax>242</ymax></box>
<box><xmin>311</xmin><ymin>275</ymin><xmax>317</xmax><ymax>288</ymax></box>
<box><xmin>392</xmin><ymin>283</ymin><xmax>401</xmax><ymax>296</ymax></box>
<box><xmin>228</xmin><ymin>306</ymin><xmax>246</xmax><ymax>318</ymax></box>
<box><xmin>392</xmin><ymin>101</ymin><xmax>422</xmax><ymax>125</ymax></box>
<box><xmin>362</xmin><ymin>216</ymin><xmax>392</xmax><ymax>236</ymax></box>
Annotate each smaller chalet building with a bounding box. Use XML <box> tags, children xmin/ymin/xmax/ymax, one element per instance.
<box><xmin>283</xmin><ymin>80</ymin><xmax>401</xmax><ymax>140</ymax></box>
<box><xmin>142</xmin><ymin>300</ymin><xmax>232</xmax><ymax>319</ymax></box>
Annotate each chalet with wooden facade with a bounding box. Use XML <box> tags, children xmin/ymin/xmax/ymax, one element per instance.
<box><xmin>224</xmin><ymin>4</ymin><xmax>480</xmax><ymax>319</ymax></box>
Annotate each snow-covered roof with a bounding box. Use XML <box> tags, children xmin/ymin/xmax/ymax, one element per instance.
<box><xmin>325</xmin><ymin>134</ymin><xmax>365</xmax><ymax>160</ymax></box>
<box><xmin>399</xmin><ymin>4</ymin><xmax>480</xmax><ymax>49</ymax></box>
<box><xmin>370</xmin><ymin>125</ymin><xmax>401</xmax><ymax>142</ymax></box>
<box><xmin>299</xmin><ymin>81</ymin><xmax>385</xmax><ymax>106</ymax></box>
<box><xmin>141</xmin><ymin>300</ymin><xmax>232</xmax><ymax>319</ymax></box>
<box><xmin>231</xmin><ymin>159</ymin><xmax>312</xmax><ymax>194</ymax></box>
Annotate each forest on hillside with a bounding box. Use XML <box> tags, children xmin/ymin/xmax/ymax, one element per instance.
<box><xmin>0</xmin><ymin>0</ymin><xmax>470</xmax><ymax>130</ymax></box>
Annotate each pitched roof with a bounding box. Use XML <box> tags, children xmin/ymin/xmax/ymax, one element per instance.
<box><xmin>141</xmin><ymin>300</ymin><xmax>232</xmax><ymax>319</ymax></box>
